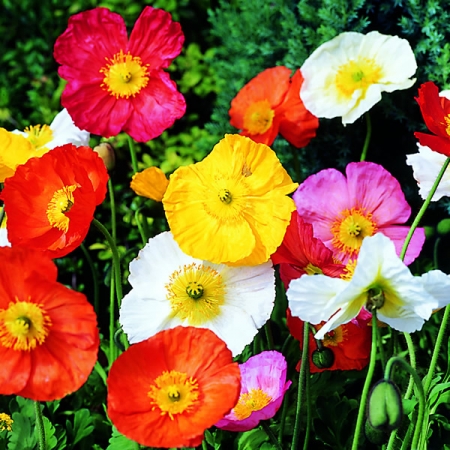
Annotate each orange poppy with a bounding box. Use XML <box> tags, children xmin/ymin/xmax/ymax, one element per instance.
<box><xmin>107</xmin><ymin>326</ymin><xmax>241</xmax><ymax>448</ymax></box>
<box><xmin>1</xmin><ymin>144</ymin><xmax>108</xmax><ymax>258</ymax></box>
<box><xmin>229</xmin><ymin>66</ymin><xmax>318</xmax><ymax>147</ymax></box>
<box><xmin>0</xmin><ymin>247</ymin><xmax>99</xmax><ymax>400</ymax></box>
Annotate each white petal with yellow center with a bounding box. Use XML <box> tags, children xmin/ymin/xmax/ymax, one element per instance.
<box><xmin>120</xmin><ymin>231</ymin><xmax>275</xmax><ymax>356</ymax></box>
<box><xmin>300</xmin><ymin>31</ymin><xmax>417</xmax><ymax>125</ymax></box>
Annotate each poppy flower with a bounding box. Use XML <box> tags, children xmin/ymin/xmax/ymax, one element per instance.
<box><xmin>130</xmin><ymin>166</ymin><xmax>169</xmax><ymax>201</ymax></box>
<box><xmin>287</xmin><ymin>233</ymin><xmax>447</xmax><ymax>339</ymax></box>
<box><xmin>0</xmin><ymin>246</ymin><xmax>99</xmax><ymax>401</ymax></box>
<box><xmin>54</xmin><ymin>6</ymin><xmax>186</xmax><ymax>142</ymax></box>
<box><xmin>229</xmin><ymin>66</ymin><xmax>318</xmax><ymax>147</ymax></box>
<box><xmin>300</xmin><ymin>31</ymin><xmax>417</xmax><ymax>125</ymax></box>
<box><xmin>414</xmin><ymin>81</ymin><xmax>450</xmax><ymax>157</ymax></box>
<box><xmin>163</xmin><ymin>134</ymin><xmax>298</xmax><ymax>265</ymax></box>
<box><xmin>1</xmin><ymin>144</ymin><xmax>108</xmax><ymax>258</ymax></box>
<box><xmin>293</xmin><ymin>161</ymin><xmax>425</xmax><ymax>265</ymax></box>
<box><xmin>215</xmin><ymin>351</ymin><xmax>291</xmax><ymax>432</ymax></box>
<box><xmin>119</xmin><ymin>231</ymin><xmax>275</xmax><ymax>357</ymax></box>
<box><xmin>406</xmin><ymin>143</ymin><xmax>450</xmax><ymax>201</ymax></box>
<box><xmin>107</xmin><ymin>326</ymin><xmax>241</xmax><ymax>448</ymax></box>
<box><xmin>271</xmin><ymin>211</ymin><xmax>345</xmax><ymax>289</ymax></box>
<box><xmin>286</xmin><ymin>310</ymin><xmax>371</xmax><ymax>373</ymax></box>
<box><xmin>0</xmin><ymin>109</ymin><xmax>89</xmax><ymax>182</ymax></box>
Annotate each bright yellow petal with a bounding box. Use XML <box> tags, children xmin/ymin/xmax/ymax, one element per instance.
<box><xmin>163</xmin><ymin>134</ymin><xmax>297</xmax><ymax>265</ymax></box>
<box><xmin>130</xmin><ymin>166</ymin><xmax>169</xmax><ymax>202</ymax></box>
<box><xmin>0</xmin><ymin>129</ymin><xmax>48</xmax><ymax>182</ymax></box>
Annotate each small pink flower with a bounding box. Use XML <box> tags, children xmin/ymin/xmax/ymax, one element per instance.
<box><xmin>215</xmin><ymin>351</ymin><xmax>291</xmax><ymax>432</ymax></box>
<box><xmin>293</xmin><ymin>161</ymin><xmax>424</xmax><ymax>265</ymax></box>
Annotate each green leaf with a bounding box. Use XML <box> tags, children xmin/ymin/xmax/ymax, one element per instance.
<box><xmin>7</xmin><ymin>413</ymin><xmax>37</xmax><ymax>450</ymax></box>
<box><xmin>69</xmin><ymin>409</ymin><xmax>94</xmax><ymax>447</ymax></box>
<box><xmin>237</xmin><ymin>428</ymin><xmax>269</xmax><ymax>450</ymax></box>
<box><xmin>106</xmin><ymin>427</ymin><xmax>137</xmax><ymax>450</ymax></box>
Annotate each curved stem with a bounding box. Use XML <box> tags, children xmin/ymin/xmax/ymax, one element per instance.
<box><xmin>384</xmin><ymin>357</ymin><xmax>426</xmax><ymax>450</ymax></box>
<box><xmin>403</xmin><ymin>333</ymin><xmax>416</xmax><ymax>400</ymax></box>
<box><xmin>80</xmin><ymin>243</ymin><xmax>100</xmax><ymax>314</ymax></box>
<box><xmin>108</xmin><ymin>179</ymin><xmax>117</xmax><ymax>242</ymax></box>
<box><xmin>135</xmin><ymin>208</ymin><xmax>148</xmax><ymax>246</ymax></box>
<box><xmin>351</xmin><ymin>311</ymin><xmax>379</xmax><ymax>450</ymax></box>
<box><xmin>291</xmin><ymin>321</ymin><xmax>310</xmax><ymax>450</ymax></box>
<box><xmin>359</xmin><ymin>113</ymin><xmax>372</xmax><ymax>162</ymax></box>
<box><xmin>34</xmin><ymin>401</ymin><xmax>45</xmax><ymax>450</ymax></box>
<box><xmin>128</xmin><ymin>135</ymin><xmax>139</xmax><ymax>174</ymax></box>
<box><xmin>92</xmin><ymin>218</ymin><xmax>123</xmax><ymax>306</ymax></box>
<box><xmin>424</xmin><ymin>304</ymin><xmax>450</xmax><ymax>395</ymax></box>
<box><xmin>109</xmin><ymin>274</ymin><xmax>116</xmax><ymax>366</ymax></box>
<box><xmin>400</xmin><ymin>157</ymin><xmax>450</xmax><ymax>261</ymax></box>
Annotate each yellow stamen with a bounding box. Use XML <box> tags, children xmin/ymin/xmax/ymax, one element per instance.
<box><xmin>218</xmin><ymin>188</ymin><xmax>232</xmax><ymax>204</ymax></box>
<box><xmin>22</xmin><ymin>124</ymin><xmax>53</xmax><ymax>150</ymax></box>
<box><xmin>166</xmin><ymin>263</ymin><xmax>225</xmax><ymax>325</ymax></box>
<box><xmin>0</xmin><ymin>413</ymin><xmax>13</xmax><ymax>432</ymax></box>
<box><xmin>148</xmin><ymin>370</ymin><xmax>200</xmax><ymax>420</ymax></box>
<box><xmin>305</xmin><ymin>263</ymin><xmax>324</xmax><ymax>276</ymax></box>
<box><xmin>46</xmin><ymin>185</ymin><xmax>77</xmax><ymax>232</ymax></box>
<box><xmin>0</xmin><ymin>300</ymin><xmax>51</xmax><ymax>351</ymax></box>
<box><xmin>340</xmin><ymin>259</ymin><xmax>357</xmax><ymax>281</ymax></box>
<box><xmin>100</xmin><ymin>50</ymin><xmax>149</xmax><ymax>99</ymax></box>
<box><xmin>233</xmin><ymin>388</ymin><xmax>272</xmax><ymax>420</ymax></box>
<box><xmin>321</xmin><ymin>326</ymin><xmax>347</xmax><ymax>347</ymax></box>
<box><xmin>334</xmin><ymin>58</ymin><xmax>383</xmax><ymax>99</ymax></box>
<box><xmin>243</xmin><ymin>100</ymin><xmax>275</xmax><ymax>135</ymax></box>
<box><xmin>444</xmin><ymin>116</ymin><xmax>450</xmax><ymax>136</ymax></box>
<box><xmin>331</xmin><ymin>207</ymin><xmax>377</xmax><ymax>256</ymax></box>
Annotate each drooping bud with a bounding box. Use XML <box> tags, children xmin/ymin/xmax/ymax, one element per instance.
<box><xmin>364</xmin><ymin>418</ymin><xmax>389</xmax><ymax>445</ymax></box>
<box><xmin>93</xmin><ymin>142</ymin><xmax>115</xmax><ymax>170</ymax></box>
<box><xmin>366</xmin><ymin>379</ymin><xmax>403</xmax><ymax>432</ymax></box>
<box><xmin>437</xmin><ymin>218</ymin><xmax>450</xmax><ymax>236</ymax></box>
<box><xmin>311</xmin><ymin>347</ymin><xmax>335</xmax><ymax>369</ymax></box>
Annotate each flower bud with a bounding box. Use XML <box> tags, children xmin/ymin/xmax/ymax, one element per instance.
<box><xmin>311</xmin><ymin>347</ymin><xmax>334</xmax><ymax>369</ymax></box>
<box><xmin>366</xmin><ymin>379</ymin><xmax>402</xmax><ymax>432</ymax></box>
<box><xmin>93</xmin><ymin>142</ymin><xmax>115</xmax><ymax>170</ymax></box>
<box><xmin>437</xmin><ymin>218</ymin><xmax>450</xmax><ymax>236</ymax></box>
<box><xmin>364</xmin><ymin>418</ymin><xmax>389</xmax><ymax>445</ymax></box>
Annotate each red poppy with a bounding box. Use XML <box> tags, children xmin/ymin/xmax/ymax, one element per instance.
<box><xmin>271</xmin><ymin>211</ymin><xmax>345</xmax><ymax>289</ymax></box>
<box><xmin>286</xmin><ymin>310</ymin><xmax>371</xmax><ymax>373</ymax></box>
<box><xmin>107</xmin><ymin>326</ymin><xmax>241</xmax><ymax>448</ymax></box>
<box><xmin>54</xmin><ymin>6</ymin><xmax>186</xmax><ymax>142</ymax></box>
<box><xmin>229</xmin><ymin>67</ymin><xmax>318</xmax><ymax>147</ymax></box>
<box><xmin>1</xmin><ymin>144</ymin><xmax>108</xmax><ymax>258</ymax></box>
<box><xmin>415</xmin><ymin>81</ymin><xmax>450</xmax><ymax>157</ymax></box>
<box><xmin>0</xmin><ymin>247</ymin><xmax>99</xmax><ymax>400</ymax></box>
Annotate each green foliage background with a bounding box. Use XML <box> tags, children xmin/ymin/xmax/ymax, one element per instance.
<box><xmin>1</xmin><ymin>0</ymin><xmax>450</xmax><ymax>448</ymax></box>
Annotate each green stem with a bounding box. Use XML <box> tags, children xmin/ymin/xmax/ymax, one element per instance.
<box><xmin>265</xmin><ymin>320</ymin><xmax>274</xmax><ymax>350</ymax></box>
<box><xmin>433</xmin><ymin>236</ymin><xmax>441</xmax><ymax>270</ymax></box>
<box><xmin>351</xmin><ymin>311</ymin><xmax>379</xmax><ymax>450</ymax></box>
<box><xmin>384</xmin><ymin>357</ymin><xmax>426</xmax><ymax>450</ymax></box>
<box><xmin>92</xmin><ymin>219</ymin><xmax>123</xmax><ymax>306</ymax></box>
<box><xmin>135</xmin><ymin>209</ymin><xmax>148</xmax><ymax>246</ymax></box>
<box><xmin>261</xmin><ymin>421</ymin><xmax>283</xmax><ymax>450</ymax></box>
<box><xmin>359</xmin><ymin>113</ymin><xmax>372</xmax><ymax>162</ymax></box>
<box><xmin>400</xmin><ymin>157</ymin><xmax>450</xmax><ymax>261</ymax></box>
<box><xmin>424</xmin><ymin>304</ymin><xmax>450</xmax><ymax>395</ymax></box>
<box><xmin>202</xmin><ymin>439</ymin><xmax>208</xmax><ymax>450</ymax></box>
<box><xmin>278</xmin><ymin>388</ymin><xmax>289</xmax><ymax>445</ymax></box>
<box><xmin>109</xmin><ymin>274</ymin><xmax>116</xmax><ymax>366</ymax></box>
<box><xmin>128</xmin><ymin>135</ymin><xmax>139</xmax><ymax>174</ymax></box>
<box><xmin>34</xmin><ymin>401</ymin><xmax>46</xmax><ymax>450</ymax></box>
<box><xmin>80</xmin><ymin>243</ymin><xmax>100</xmax><ymax>314</ymax></box>
<box><xmin>291</xmin><ymin>321</ymin><xmax>310</xmax><ymax>450</ymax></box>
<box><xmin>403</xmin><ymin>333</ymin><xmax>416</xmax><ymax>400</ymax></box>
<box><xmin>108</xmin><ymin>179</ymin><xmax>117</xmax><ymax>242</ymax></box>
<box><xmin>303</xmin><ymin>351</ymin><xmax>311</xmax><ymax>450</ymax></box>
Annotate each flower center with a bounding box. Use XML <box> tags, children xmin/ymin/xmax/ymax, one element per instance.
<box><xmin>331</xmin><ymin>207</ymin><xmax>377</xmax><ymax>257</ymax></box>
<box><xmin>46</xmin><ymin>185</ymin><xmax>77</xmax><ymax>232</ymax></box>
<box><xmin>444</xmin><ymin>116</ymin><xmax>450</xmax><ymax>136</ymax></box>
<box><xmin>148</xmin><ymin>370</ymin><xmax>200</xmax><ymax>420</ymax></box>
<box><xmin>366</xmin><ymin>286</ymin><xmax>385</xmax><ymax>312</ymax></box>
<box><xmin>100</xmin><ymin>50</ymin><xmax>149</xmax><ymax>99</ymax></box>
<box><xmin>0</xmin><ymin>300</ymin><xmax>52</xmax><ymax>351</ymax></box>
<box><xmin>218</xmin><ymin>188</ymin><xmax>232</xmax><ymax>204</ymax></box>
<box><xmin>334</xmin><ymin>58</ymin><xmax>383</xmax><ymax>99</ymax></box>
<box><xmin>321</xmin><ymin>325</ymin><xmax>347</xmax><ymax>347</ymax></box>
<box><xmin>233</xmin><ymin>388</ymin><xmax>272</xmax><ymax>420</ymax></box>
<box><xmin>166</xmin><ymin>263</ymin><xmax>225</xmax><ymax>325</ymax></box>
<box><xmin>23</xmin><ymin>124</ymin><xmax>53</xmax><ymax>150</ymax></box>
<box><xmin>305</xmin><ymin>263</ymin><xmax>324</xmax><ymax>275</ymax></box>
<box><xmin>243</xmin><ymin>100</ymin><xmax>275</xmax><ymax>135</ymax></box>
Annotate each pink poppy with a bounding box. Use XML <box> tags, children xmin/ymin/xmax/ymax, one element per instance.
<box><xmin>54</xmin><ymin>7</ymin><xmax>186</xmax><ymax>142</ymax></box>
<box><xmin>215</xmin><ymin>351</ymin><xmax>291</xmax><ymax>432</ymax></box>
<box><xmin>293</xmin><ymin>162</ymin><xmax>425</xmax><ymax>265</ymax></box>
